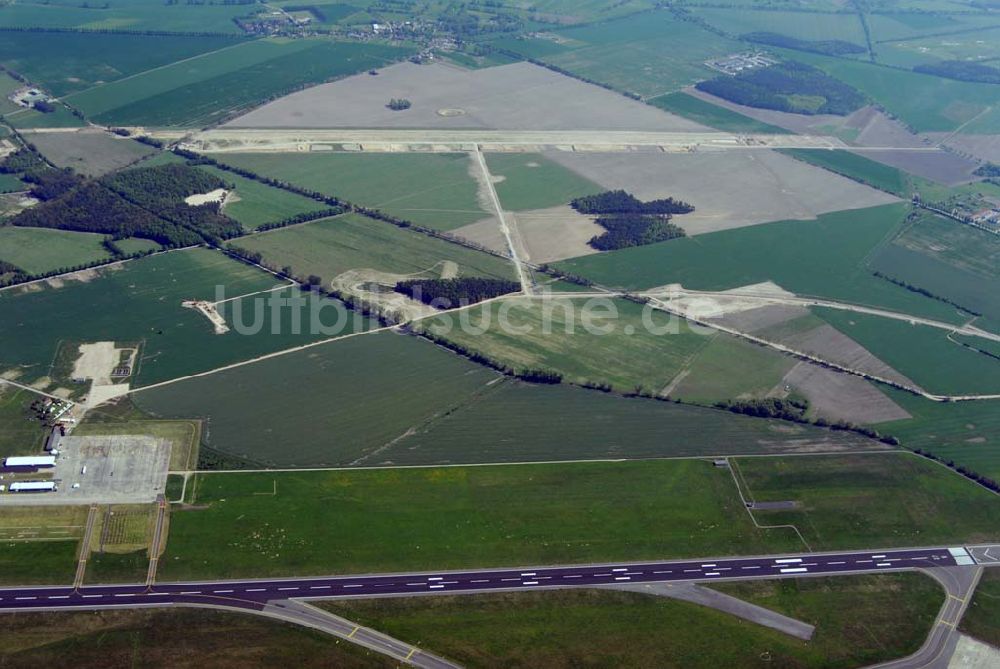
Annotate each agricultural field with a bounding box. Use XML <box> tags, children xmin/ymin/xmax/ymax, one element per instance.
<box><xmin>0</xmin><ymin>0</ymin><xmax>253</xmax><ymax>32</ymax></box>
<box><xmin>0</xmin><ymin>32</ymin><xmax>243</xmax><ymax>97</ymax></box>
<box><xmin>0</xmin><ymin>173</ymin><xmax>25</xmax><ymax>193</ymax></box>
<box><xmin>229</xmin><ymin>213</ymin><xmax>514</xmax><ymax>285</ymax></box>
<box><xmin>648</xmin><ymin>92</ymin><xmax>791</xmax><ymax>134</ymax></box>
<box><xmin>544</xmin><ymin>149</ymin><xmax>898</xmax><ymax>235</ymax></box>
<box><xmin>556</xmin><ymin>203</ymin><xmax>964</xmax><ymax>324</ymax></box>
<box><xmin>132</xmin><ymin>332</ymin><xmax>502</xmax><ymax>467</ymax></box>
<box><xmin>323</xmin><ymin>574</ymin><xmax>942</xmax><ymax>668</ymax></box>
<box><xmin>379</xmin><ymin>380</ymin><xmax>889</xmax><ymax>467</ymax></box>
<box><xmin>817</xmin><ymin>308</ymin><xmax>1000</xmax><ymax>396</ymax></box>
<box><xmin>226</xmin><ymin>60</ymin><xmax>705</xmax><ymax>131</ymax></box>
<box><xmin>158</xmin><ymin>458</ymin><xmax>793</xmax><ymax>580</ymax></box>
<box><xmin>734</xmin><ymin>452</ymin><xmax>1000</xmax><ymax>549</ymax></box>
<box><xmin>868</xmin><ymin>209</ymin><xmax>1000</xmax><ymax>329</ymax></box>
<box><xmin>0</xmin><ymin>506</ymin><xmax>88</xmax><ymax>585</ymax></box>
<box><xmin>111</xmin><ymin>238</ymin><xmax>162</xmax><ymax>256</ymax></box>
<box><xmin>4</xmin><ymin>103</ymin><xmax>85</xmax><ymax>130</ymax></box>
<box><xmin>212</xmin><ymin>152</ymin><xmax>490</xmax><ymax>231</ymax></box>
<box><xmin>786</xmin><ymin>51</ymin><xmax>1000</xmax><ymax>133</ymax></box>
<box><xmin>485</xmin><ymin>153</ymin><xmax>602</xmax><ymax>212</ymax></box>
<box><xmin>493</xmin><ymin>10</ymin><xmax>744</xmax><ymax>97</ymax></box>
<box><xmin>66</xmin><ymin>39</ymin><xmax>411</xmax><ymax>127</ymax></box>
<box><xmin>691</xmin><ymin>7</ymin><xmax>868</xmax><ymax>44</ymax></box>
<box><xmin>780</xmin><ymin>148</ymin><xmax>910</xmax><ymax>195</ymax></box>
<box><xmin>0</xmin><ymin>608</ymin><xmax>394</xmax><ymax>668</ymax></box>
<box><xmin>0</xmin><ymin>226</ymin><xmax>112</xmax><ymax>276</ymax></box>
<box><xmin>0</xmin><ymin>384</ymin><xmax>47</xmax><ymax>455</ymax></box>
<box><xmin>875</xmin><ymin>25</ymin><xmax>1000</xmax><ymax>68</ymax></box>
<box><xmin>23</xmin><ymin>129</ymin><xmax>155</xmax><ymax>177</ymax></box>
<box><xmin>0</xmin><ymin>248</ymin><xmax>365</xmax><ymax>389</ymax></box>
<box><xmin>194</xmin><ymin>165</ymin><xmax>330</xmax><ymax>230</ymax></box>
<box><xmin>420</xmin><ymin>296</ymin><xmax>793</xmax><ymax>398</ymax></box>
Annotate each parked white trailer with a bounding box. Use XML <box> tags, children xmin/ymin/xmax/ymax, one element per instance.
<box><xmin>9</xmin><ymin>481</ymin><xmax>57</xmax><ymax>493</ymax></box>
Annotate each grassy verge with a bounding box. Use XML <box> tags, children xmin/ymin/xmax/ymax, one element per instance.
<box><xmin>322</xmin><ymin>573</ymin><xmax>941</xmax><ymax>668</ymax></box>
<box><xmin>0</xmin><ymin>385</ymin><xmax>48</xmax><ymax>456</ymax></box>
<box><xmin>0</xmin><ymin>608</ymin><xmax>393</xmax><ymax>668</ymax></box>
<box><xmin>960</xmin><ymin>569</ymin><xmax>1000</xmax><ymax>648</ymax></box>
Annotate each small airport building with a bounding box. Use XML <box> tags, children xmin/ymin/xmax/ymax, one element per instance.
<box><xmin>4</xmin><ymin>455</ymin><xmax>57</xmax><ymax>469</ymax></box>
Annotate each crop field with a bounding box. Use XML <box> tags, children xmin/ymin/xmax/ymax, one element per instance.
<box><xmin>668</xmin><ymin>334</ymin><xmax>796</xmax><ymax>403</ymax></box>
<box><xmin>545</xmin><ymin>149</ymin><xmax>898</xmax><ymax>235</ymax></box>
<box><xmin>734</xmin><ymin>452</ymin><xmax>1000</xmax><ymax>549</ymax></box>
<box><xmin>648</xmin><ymin>92</ymin><xmax>791</xmax><ymax>134</ymax></box>
<box><xmin>788</xmin><ymin>51</ymin><xmax>1000</xmax><ymax>133</ymax></box>
<box><xmin>377</xmin><ymin>380</ymin><xmax>889</xmax><ymax>467</ymax></box>
<box><xmin>66</xmin><ymin>39</ymin><xmax>411</xmax><ymax>127</ymax></box>
<box><xmin>692</xmin><ymin>7</ymin><xmax>868</xmax><ymax>44</ymax></box>
<box><xmin>4</xmin><ymin>103</ymin><xmax>85</xmax><ymax>130</ymax></box>
<box><xmin>212</xmin><ymin>152</ymin><xmax>489</xmax><ymax>231</ymax></box>
<box><xmin>324</xmin><ymin>575</ymin><xmax>941</xmax><ymax>669</ymax></box>
<box><xmin>884</xmin><ymin>391</ymin><xmax>1000</xmax><ymax>482</ymax></box>
<box><xmin>876</xmin><ymin>25</ymin><xmax>1000</xmax><ymax>68</ymax></box>
<box><xmin>485</xmin><ymin>153</ymin><xmax>602</xmax><ymax>212</ymax></box>
<box><xmin>0</xmin><ymin>32</ymin><xmax>242</xmax><ymax>97</ymax></box>
<box><xmin>158</xmin><ymin>458</ymin><xmax>791</xmax><ymax>580</ymax></box>
<box><xmin>867</xmin><ymin>11</ymin><xmax>1000</xmax><ymax>43</ymax></box>
<box><xmin>230</xmin><ymin>213</ymin><xmax>514</xmax><ymax>284</ymax></box>
<box><xmin>112</xmin><ymin>238</ymin><xmax>162</xmax><ymax>256</ymax></box>
<box><xmin>494</xmin><ymin>11</ymin><xmax>743</xmax><ymax>97</ymax></box>
<box><xmin>0</xmin><ymin>0</ymin><xmax>251</xmax><ymax>33</ymax></box>
<box><xmin>0</xmin><ymin>248</ymin><xmax>363</xmax><ymax>389</ymax></box>
<box><xmin>780</xmin><ymin>149</ymin><xmax>909</xmax><ymax>196</ymax></box>
<box><xmin>0</xmin><ymin>226</ymin><xmax>112</xmax><ymax>275</ymax></box>
<box><xmin>195</xmin><ymin>165</ymin><xmax>330</xmax><ymax>230</ymax></box>
<box><xmin>556</xmin><ymin>204</ymin><xmax>963</xmax><ymax>324</ymax></box>
<box><xmin>226</xmin><ymin>60</ymin><xmax>704</xmax><ymax>131</ymax></box>
<box><xmin>817</xmin><ymin>308</ymin><xmax>1000</xmax><ymax>396</ymax></box>
<box><xmin>0</xmin><ymin>385</ymin><xmax>47</xmax><ymax>455</ymax></box>
<box><xmin>423</xmin><ymin>296</ymin><xmax>795</xmax><ymax>398</ymax></box>
<box><xmin>132</xmin><ymin>332</ymin><xmax>501</xmax><ymax>467</ymax></box>
<box><xmin>25</xmin><ymin>130</ymin><xmax>155</xmax><ymax>177</ymax></box>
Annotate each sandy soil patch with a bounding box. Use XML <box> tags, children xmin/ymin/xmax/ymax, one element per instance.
<box><xmin>779</xmin><ymin>361</ymin><xmax>910</xmax><ymax>424</ymax></box>
<box><xmin>331</xmin><ymin>266</ymin><xmax>443</xmax><ymax>321</ymax></box>
<box><xmin>660</xmin><ymin>282</ymin><xmax>799</xmax><ymax>321</ymax></box>
<box><xmin>22</xmin><ymin>128</ymin><xmax>155</xmax><ymax>177</ymax></box>
<box><xmin>948</xmin><ymin>634</ymin><xmax>1000</xmax><ymax>668</ymax></box>
<box><xmin>546</xmin><ymin>149</ymin><xmax>898</xmax><ymax>235</ymax></box>
<box><xmin>72</xmin><ymin>342</ymin><xmax>117</xmax><ymax>383</ymax></box>
<box><xmin>226</xmin><ymin>61</ymin><xmax>707</xmax><ymax>132</ymax></box>
<box><xmin>781</xmin><ymin>323</ymin><xmax>919</xmax><ymax>389</ymax></box>
<box><xmin>184</xmin><ymin>188</ymin><xmax>228</xmax><ymax>206</ymax></box>
<box><xmin>855</xmin><ymin>148</ymin><xmax>978</xmax><ymax>185</ymax></box>
<box><xmin>182</xmin><ymin>300</ymin><xmax>229</xmax><ymax>334</ymax></box>
<box><xmin>452</xmin><ymin>216</ymin><xmax>508</xmax><ymax>255</ymax></box>
<box><xmin>507</xmin><ymin>206</ymin><xmax>604</xmax><ymax>263</ymax></box>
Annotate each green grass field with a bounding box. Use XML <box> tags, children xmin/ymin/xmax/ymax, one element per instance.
<box><xmin>817</xmin><ymin>308</ymin><xmax>1000</xmax><ymax>396</ymax></box>
<box><xmin>0</xmin><ymin>32</ymin><xmax>242</xmax><ymax>97</ymax></box>
<box><xmin>485</xmin><ymin>153</ymin><xmax>602</xmax><ymax>212</ymax></box>
<box><xmin>195</xmin><ymin>165</ymin><xmax>329</xmax><ymax>230</ymax></box>
<box><xmin>67</xmin><ymin>39</ymin><xmax>411</xmax><ymax>127</ymax></box>
<box><xmin>4</xmin><ymin>103</ymin><xmax>85</xmax><ymax>129</ymax></box>
<box><xmin>692</xmin><ymin>7</ymin><xmax>868</xmax><ymax>44</ymax></box>
<box><xmin>158</xmin><ymin>458</ymin><xmax>787</xmax><ymax>580</ymax></box>
<box><xmin>229</xmin><ymin>213</ymin><xmax>514</xmax><ymax>285</ymax></box>
<box><xmin>85</xmin><ymin>551</ymin><xmax>149</xmax><ymax>585</ymax></box>
<box><xmin>0</xmin><ymin>0</ymin><xmax>253</xmax><ymax>32</ymax></box>
<box><xmin>112</xmin><ymin>238</ymin><xmax>162</xmax><ymax>256</ymax></box>
<box><xmin>869</xmin><ymin>210</ymin><xmax>1000</xmax><ymax>327</ymax></box>
<box><xmin>735</xmin><ymin>452</ymin><xmax>1000</xmax><ymax>549</ymax></box>
<box><xmin>787</xmin><ymin>50</ymin><xmax>1000</xmax><ymax>133</ymax></box>
<box><xmin>557</xmin><ymin>203</ymin><xmax>961</xmax><ymax>323</ymax></box>
<box><xmin>132</xmin><ymin>332</ymin><xmax>500</xmax><ymax>467</ymax></box>
<box><xmin>323</xmin><ymin>574</ymin><xmax>941</xmax><ymax>668</ymax></box>
<box><xmin>495</xmin><ymin>10</ymin><xmax>742</xmax><ymax>96</ymax></box>
<box><xmin>648</xmin><ymin>92</ymin><xmax>791</xmax><ymax>134</ymax></box>
<box><xmin>669</xmin><ymin>334</ymin><xmax>796</xmax><ymax>402</ymax></box>
<box><xmin>960</xmin><ymin>569</ymin><xmax>1000</xmax><ymax>648</ymax></box>
<box><xmin>0</xmin><ymin>173</ymin><xmax>26</xmax><ymax>193</ymax></box>
<box><xmin>422</xmin><ymin>296</ymin><xmax>792</xmax><ymax>398</ymax></box>
<box><xmin>0</xmin><ymin>385</ymin><xmax>47</xmax><ymax>456</ymax></box>
<box><xmin>0</xmin><ymin>226</ymin><xmax>112</xmax><ymax>276</ymax></box>
<box><xmin>212</xmin><ymin>152</ymin><xmax>488</xmax><ymax>230</ymax></box>
<box><xmin>0</xmin><ymin>541</ymin><xmax>79</xmax><ymax>586</ymax></box>
<box><xmin>0</xmin><ymin>608</ymin><xmax>393</xmax><ymax>668</ymax></box>
<box><xmin>378</xmin><ymin>380</ymin><xmax>889</xmax><ymax>467</ymax></box>
<box><xmin>159</xmin><ymin>451</ymin><xmax>998</xmax><ymax>581</ymax></box>
<box><xmin>0</xmin><ymin>248</ymin><xmax>364</xmax><ymax>389</ymax></box>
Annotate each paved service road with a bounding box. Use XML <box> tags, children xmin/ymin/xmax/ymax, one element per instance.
<box><xmin>0</xmin><ymin>546</ymin><xmax>972</xmax><ymax>613</ymax></box>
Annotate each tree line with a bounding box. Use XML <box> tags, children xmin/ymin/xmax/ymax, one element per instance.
<box><xmin>395</xmin><ymin>277</ymin><xmax>520</xmax><ymax>308</ymax></box>
<box><xmin>742</xmin><ymin>31</ymin><xmax>867</xmax><ymax>57</ymax></box>
<box><xmin>571</xmin><ymin>189</ymin><xmax>694</xmax><ymax>216</ymax></box>
<box><xmin>569</xmin><ymin>190</ymin><xmax>692</xmax><ymax>251</ymax></box>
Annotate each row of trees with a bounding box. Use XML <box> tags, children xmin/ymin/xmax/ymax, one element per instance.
<box><xmin>571</xmin><ymin>189</ymin><xmax>694</xmax><ymax>216</ymax></box>
<box><xmin>394</xmin><ymin>277</ymin><xmax>520</xmax><ymax>308</ymax></box>
<box><xmin>743</xmin><ymin>31</ymin><xmax>866</xmax><ymax>57</ymax></box>
<box><xmin>872</xmin><ymin>270</ymin><xmax>981</xmax><ymax>317</ymax></box>
<box><xmin>914</xmin><ymin>449</ymin><xmax>1000</xmax><ymax>494</ymax></box>
<box><xmin>697</xmin><ymin>61</ymin><xmax>867</xmax><ymax>116</ymax></box>
<box><xmin>914</xmin><ymin>60</ymin><xmax>1000</xmax><ymax>85</ymax></box>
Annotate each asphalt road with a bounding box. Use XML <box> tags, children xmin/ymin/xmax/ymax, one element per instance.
<box><xmin>0</xmin><ymin>546</ymin><xmax>970</xmax><ymax>613</ymax></box>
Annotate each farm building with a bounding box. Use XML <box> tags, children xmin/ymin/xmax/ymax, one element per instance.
<box><xmin>4</xmin><ymin>455</ymin><xmax>56</xmax><ymax>468</ymax></box>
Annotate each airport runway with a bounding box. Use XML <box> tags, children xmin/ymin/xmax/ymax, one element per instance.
<box><xmin>0</xmin><ymin>546</ymin><xmax>975</xmax><ymax>613</ymax></box>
